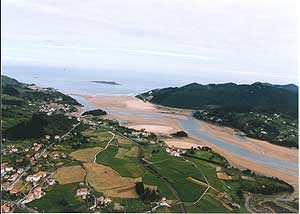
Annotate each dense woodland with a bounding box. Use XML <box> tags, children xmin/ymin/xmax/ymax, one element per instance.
<box><xmin>82</xmin><ymin>109</ymin><xmax>107</xmax><ymax>116</ymax></box>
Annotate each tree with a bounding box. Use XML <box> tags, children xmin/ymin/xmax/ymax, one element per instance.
<box><xmin>135</xmin><ymin>182</ymin><xmax>145</xmax><ymax>196</ymax></box>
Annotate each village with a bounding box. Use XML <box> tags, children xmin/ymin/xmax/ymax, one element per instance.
<box><xmin>1</xmin><ymin>98</ymin><xmax>180</xmax><ymax>213</ymax></box>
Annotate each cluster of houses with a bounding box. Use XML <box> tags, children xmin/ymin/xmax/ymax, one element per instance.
<box><xmin>1</xmin><ymin>145</ymin><xmax>19</xmax><ymax>155</ymax></box>
<box><xmin>96</xmin><ymin>196</ymin><xmax>112</xmax><ymax>207</ymax></box>
<box><xmin>1</xmin><ymin>163</ymin><xmax>14</xmax><ymax>177</ymax></box>
<box><xmin>76</xmin><ymin>186</ymin><xmax>113</xmax><ymax>209</ymax></box>
<box><xmin>22</xmin><ymin>186</ymin><xmax>45</xmax><ymax>204</ymax></box>
<box><xmin>1</xmin><ymin>203</ymin><xmax>11</xmax><ymax>213</ymax></box>
<box><xmin>1</xmin><ymin>163</ymin><xmax>25</xmax><ymax>194</ymax></box>
<box><xmin>76</xmin><ymin>187</ymin><xmax>89</xmax><ymax>199</ymax></box>
<box><xmin>159</xmin><ymin>197</ymin><xmax>171</xmax><ymax>207</ymax></box>
<box><xmin>165</xmin><ymin>147</ymin><xmax>185</xmax><ymax>157</ymax></box>
<box><xmin>39</xmin><ymin>102</ymin><xmax>74</xmax><ymax>116</ymax></box>
<box><xmin>26</xmin><ymin>171</ymin><xmax>47</xmax><ymax>183</ymax></box>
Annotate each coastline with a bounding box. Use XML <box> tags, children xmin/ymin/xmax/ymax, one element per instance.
<box><xmin>71</xmin><ymin>93</ymin><xmax>299</xmax><ymax>195</ymax></box>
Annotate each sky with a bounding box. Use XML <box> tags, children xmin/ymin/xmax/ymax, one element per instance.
<box><xmin>1</xmin><ymin>0</ymin><xmax>298</xmax><ymax>84</ymax></box>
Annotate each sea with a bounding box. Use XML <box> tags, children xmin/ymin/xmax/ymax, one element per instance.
<box><xmin>3</xmin><ymin>65</ymin><xmax>189</xmax><ymax>96</ymax></box>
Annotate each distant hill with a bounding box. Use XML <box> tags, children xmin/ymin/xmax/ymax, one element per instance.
<box><xmin>137</xmin><ymin>82</ymin><xmax>298</xmax><ymax>116</ymax></box>
<box><xmin>274</xmin><ymin>84</ymin><xmax>298</xmax><ymax>93</ymax></box>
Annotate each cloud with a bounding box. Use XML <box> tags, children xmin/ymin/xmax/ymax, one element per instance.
<box><xmin>116</xmin><ymin>48</ymin><xmax>216</xmax><ymax>60</ymax></box>
<box><xmin>41</xmin><ymin>44</ymin><xmax>215</xmax><ymax>60</ymax></box>
<box><xmin>2</xmin><ymin>0</ymin><xmax>297</xmax><ymax>83</ymax></box>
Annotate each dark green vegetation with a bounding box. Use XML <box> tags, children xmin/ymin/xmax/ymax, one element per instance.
<box><xmin>2</xmin><ymin>75</ymin><xmax>80</xmax><ymax>140</ymax></box>
<box><xmin>171</xmin><ymin>131</ymin><xmax>188</xmax><ymax>138</ymax></box>
<box><xmin>2</xmin><ymin>76</ymin><xmax>80</xmax><ymax>106</ymax></box>
<box><xmin>4</xmin><ymin>113</ymin><xmax>77</xmax><ymax>140</ymax></box>
<box><xmin>28</xmin><ymin>183</ymin><xmax>89</xmax><ymax>212</ymax></box>
<box><xmin>138</xmin><ymin>82</ymin><xmax>298</xmax><ymax>113</ymax></box>
<box><xmin>82</xmin><ymin>109</ymin><xmax>107</xmax><ymax>116</ymax></box>
<box><xmin>138</xmin><ymin>82</ymin><xmax>298</xmax><ymax>147</ymax></box>
<box><xmin>135</xmin><ymin>182</ymin><xmax>161</xmax><ymax>202</ymax></box>
<box><xmin>194</xmin><ymin>109</ymin><xmax>298</xmax><ymax>148</ymax></box>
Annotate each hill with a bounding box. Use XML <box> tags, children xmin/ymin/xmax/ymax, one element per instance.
<box><xmin>137</xmin><ymin>82</ymin><xmax>298</xmax><ymax>148</ymax></box>
<box><xmin>2</xmin><ymin>75</ymin><xmax>81</xmax><ymax>140</ymax></box>
<box><xmin>137</xmin><ymin>82</ymin><xmax>298</xmax><ymax>115</ymax></box>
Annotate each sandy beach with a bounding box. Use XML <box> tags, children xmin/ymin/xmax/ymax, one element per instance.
<box><xmin>74</xmin><ymin>94</ymin><xmax>298</xmax><ymax>195</ymax></box>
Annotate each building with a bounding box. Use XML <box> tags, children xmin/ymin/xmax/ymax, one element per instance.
<box><xmin>96</xmin><ymin>196</ymin><xmax>112</xmax><ymax>205</ymax></box>
<box><xmin>159</xmin><ymin>197</ymin><xmax>171</xmax><ymax>207</ymax></box>
<box><xmin>77</xmin><ymin>187</ymin><xmax>89</xmax><ymax>199</ymax></box>
<box><xmin>8</xmin><ymin>173</ymin><xmax>18</xmax><ymax>182</ymax></box>
<box><xmin>1</xmin><ymin>204</ymin><xmax>10</xmax><ymax>213</ymax></box>
<box><xmin>23</xmin><ymin>193</ymin><xmax>35</xmax><ymax>204</ymax></box>
<box><xmin>33</xmin><ymin>186</ymin><xmax>43</xmax><ymax>199</ymax></box>
<box><xmin>166</xmin><ymin>147</ymin><xmax>181</xmax><ymax>157</ymax></box>
<box><xmin>10</xmin><ymin>187</ymin><xmax>19</xmax><ymax>194</ymax></box>
<box><xmin>26</xmin><ymin>171</ymin><xmax>47</xmax><ymax>183</ymax></box>
<box><xmin>5</xmin><ymin>166</ymin><xmax>14</xmax><ymax>172</ymax></box>
<box><xmin>47</xmin><ymin>178</ymin><xmax>55</xmax><ymax>185</ymax></box>
<box><xmin>23</xmin><ymin>186</ymin><xmax>44</xmax><ymax>204</ymax></box>
<box><xmin>1</xmin><ymin>167</ymin><xmax>5</xmax><ymax>176</ymax></box>
<box><xmin>1</xmin><ymin>182</ymin><xmax>10</xmax><ymax>190</ymax></box>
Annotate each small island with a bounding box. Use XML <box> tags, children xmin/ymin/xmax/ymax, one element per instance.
<box><xmin>91</xmin><ymin>80</ymin><xmax>120</xmax><ymax>85</ymax></box>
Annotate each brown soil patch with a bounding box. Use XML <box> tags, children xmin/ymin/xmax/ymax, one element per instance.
<box><xmin>241</xmin><ymin>176</ymin><xmax>255</xmax><ymax>181</ymax></box>
<box><xmin>52</xmin><ymin>165</ymin><xmax>86</xmax><ymax>184</ymax></box>
<box><xmin>114</xmin><ymin>202</ymin><xmax>124</xmax><ymax>211</ymax></box>
<box><xmin>83</xmin><ymin>163</ymin><xmax>141</xmax><ymax>198</ymax></box>
<box><xmin>165</xmin><ymin>138</ymin><xmax>202</xmax><ymax>149</ymax></box>
<box><xmin>216</xmin><ymin>172</ymin><xmax>232</xmax><ymax>180</ymax></box>
<box><xmin>186</xmin><ymin>176</ymin><xmax>208</xmax><ymax>188</ymax></box>
<box><xmin>70</xmin><ymin>147</ymin><xmax>102</xmax><ymax>162</ymax></box>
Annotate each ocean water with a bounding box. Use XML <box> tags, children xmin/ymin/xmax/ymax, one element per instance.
<box><xmin>3</xmin><ymin>65</ymin><xmax>187</xmax><ymax>95</ymax></box>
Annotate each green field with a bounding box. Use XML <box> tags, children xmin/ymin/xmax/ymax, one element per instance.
<box><xmin>28</xmin><ymin>183</ymin><xmax>89</xmax><ymax>212</ymax></box>
<box><xmin>96</xmin><ymin>143</ymin><xmax>144</xmax><ymax>178</ymax></box>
